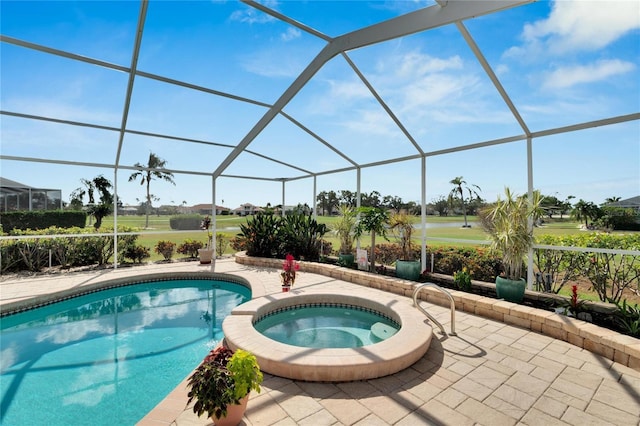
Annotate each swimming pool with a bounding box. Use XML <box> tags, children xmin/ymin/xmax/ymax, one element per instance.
<box><xmin>0</xmin><ymin>277</ymin><xmax>250</xmax><ymax>426</ymax></box>
<box><xmin>254</xmin><ymin>304</ymin><xmax>399</xmax><ymax>348</ymax></box>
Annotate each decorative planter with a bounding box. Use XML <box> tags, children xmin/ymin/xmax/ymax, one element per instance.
<box><xmin>211</xmin><ymin>395</ymin><xmax>249</xmax><ymax>426</ymax></box>
<box><xmin>395</xmin><ymin>260</ymin><xmax>421</xmax><ymax>281</ymax></box>
<box><xmin>337</xmin><ymin>253</ymin><xmax>355</xmax><ymax>267</ymax></box>
<box><xmin>282</xmin><ymin>285</ymin><xmax>291</xmax><ymax>292</ymax></box>
<box><xmin>495</xmin><ymin>276</ymin><xmax>526</xmax><ymax>303</ymax></box>
<box><xmin>198</xmin><ymin>248</ymin><xmax>214</xmax><ymax>264</ymax></box>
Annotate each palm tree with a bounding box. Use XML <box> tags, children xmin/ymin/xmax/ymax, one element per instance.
<box><xmin>448</xmin><ymin>176</ymin><xmax>481</xmax><ymax>228</ymax></box>
<box><xmin>70</xmin><ymin>175</ymin><xmax>113</xmax><ymax>228</ymax></box>
<box><xmin>128</xmin><ymin>152</ymin><xmax>175</xmax><ymax>228</ymax></box>
<box><xmin>571</xmin><ymin>199</ymin><xmax>599</xmax><ymax>227</ymax></box>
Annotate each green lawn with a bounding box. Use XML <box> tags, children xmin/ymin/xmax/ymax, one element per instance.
<box><xmin>102</xmin><ymin>214</ymin><xmax>604</xmax><ymax>262</ymax></box>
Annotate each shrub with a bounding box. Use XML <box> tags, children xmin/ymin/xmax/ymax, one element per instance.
<box><xmin>0</xmin><ymin>210</ymin><xmax>87</xmax><ymax>231</ymax></box>
<box><xmin>215</xmin><ymin>233</ymin><xmax>229</xmax><ymax>257</ymax></box>
<box><xmin>169</xmin><ymin>214</ymin><xmax>203</xmax><ymax>230</ymax></box>
<box><xmin>122</xmin><ymin>245</ymin><xmax>150</xmax><ymax>263</ymax></box>
<box><xmin>278</xmin><ymin>213</ymin><xmax>328</xmax><ymax>261</ymax></box>
<box><xmin>155</xmin><ymin>240</ymin><xmax>176</xmax><ymax>261</ymax></box>
<box><xmin>229</xmin><ymin>236</ymin><xmax>246</xmax><ymax>252</ymax></box>
<box><xmin>240</xmin><ymin>213</ymin><xmax>280</xmax><ymax>258</ymax></box>
<box><xmin>177</xmin><ymin>239</ymin><xmax>204</xmax><ymax>258</ymax></box>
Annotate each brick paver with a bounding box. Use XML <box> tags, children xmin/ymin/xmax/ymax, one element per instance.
<box><xmin>2</xmin><ymin>259</ymin><xmax>639</xmax><ymax>426</ymax></box>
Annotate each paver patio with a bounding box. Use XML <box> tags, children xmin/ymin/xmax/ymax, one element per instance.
<box><xmin>2</xmin><ymin>258</ymin><xmax>639</xmax><ymax>426</ymax></box>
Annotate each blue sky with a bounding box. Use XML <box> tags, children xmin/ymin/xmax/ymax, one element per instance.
<box><xmin>1</xmin><ymin>0</ymin><xmax>639</xmax><ymax>211</ymax></box>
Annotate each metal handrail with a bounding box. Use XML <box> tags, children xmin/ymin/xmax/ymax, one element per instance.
<box><xmin>412</xmin><ymin>283</ymin><xmax>456</xmax><ymax>336</ymax></box>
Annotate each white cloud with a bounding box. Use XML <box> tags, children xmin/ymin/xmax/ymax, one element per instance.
<box><xmin>519</xmin><ymin>0</ymin><xmax>640</xmax><ymax>55</ymax></box>
<box><xmin>543</xmin><ymin>59</ymin><xmax>635</xmax><ymax>89</ymax></box>
<box><xmin>281</xmin><ymin>27</ymin><xmax>301</xmax><ymax>42</ymax></box>
<box><xmin>229</xmin><ymin>0</ymin><xmax>279</xmax><ymax>24</ymax></box>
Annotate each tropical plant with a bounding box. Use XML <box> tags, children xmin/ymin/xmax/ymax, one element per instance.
<box><xmin>177</xmin><ymin>239</ymin><xmax>204</xmax><ymax>258</ymax></box>
<box><xmin>240</xmin><ymin>213</ymin><xmax>280</xmax><ymax>258</ymax></box>
<box><xmin>278</xmin><ymin>213</ymin><xmax>328</xmax><ymax>260</ymax></box>
<box><xmin>69</xmin><ymin>175</ymin><xmax>114</xmax><ymax>229</ymax></box>
<box><xmin>155</xmin><ymin>240</ymin><xmax>176</xmax><ymax>261</ymax></box>
<box><xmin>186</xmin><ymin>346</ymin><xmax>262</xmax><ymax>420</ymax></box>
<box><xmin>128</xmin><ymin>152</ymin><xmax>176</xmax><ymax>229</ymax></box>
<box><xmin>556</xmin><ymin>284</ymin><xmax>586</xmax><ymax>317</ymax></box>
<box><xmin>453</xmin><ymin>267</ymin><xmax>472</xmax><ymax>291</ymax></box>
<box><xmin>200</xmin><ymin>215</ymin><xmax>213</xmax><ymax>249</ymax></box>
<box><xmin>478</xmin><ymin>187</ymin><xmax>541</xmax><ymax>281</ymax></box>
<box><xmin>389</xmin><ymin>211</ymin><xmax>416</xmax><ymax>261</ymax></box>
<box><xmin>613</xmin><ymin>299</ymin><xmax>640</xmax><ymax>338</ymax></box>
<box><xmin>571</xmin><ymin>199</ymin><xmax>601</xmax><ymax>228</ymax></box>
<box><xmin>448</xmin><ymin>176</ymin><xmax>481</xmax><ymax>228</ymax></box>
<box><xmin>331</xmin><ymin>205</ymin><xmax>357</xmax><ymax>255</ymax></box>
<box><xmin>216</xmin><ymin>233</ymin><xmax>229</xmax><ymax>257</ymax></box>
<box><xmin>280</xmin><ymin>253</ymin><xmax>300</xmax><ymax>287</ymax></box>
<box><xmin>354</xmin><ymin>207</ymin><xmax>389</xmax><ymax>273</ymax></box>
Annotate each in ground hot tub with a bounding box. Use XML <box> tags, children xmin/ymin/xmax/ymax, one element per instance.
<box><xmin>222</xmin><ymin>290</ymin><xmax>433</xmax><ymax>382</ymax></box>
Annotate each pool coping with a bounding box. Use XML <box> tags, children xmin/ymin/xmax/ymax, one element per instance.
<box><xmin>0</xmin><ymin>270</ymin><xmax>251</xmax><ymax>316</ymax></box>
<box><xmin>235</xmin><ymin>252</ymin><xmax>640</xmax><ymax>371</ymax></box>
<box><xmin>223</xmin><ymin>290</ymin><xmax>433</xmax><ymax>382</ymax></box>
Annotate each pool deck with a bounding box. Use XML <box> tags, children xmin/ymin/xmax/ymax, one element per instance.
<box><xmin>2</xmin><ymin>258</ymin><xmax>640</xmax><ymax>426</ymax></box>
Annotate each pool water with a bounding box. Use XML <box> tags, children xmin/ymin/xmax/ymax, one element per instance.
<box><xmin>0</xmin><ymin>279</ymin><xmax>250</xmax><ymax>426</ymax></box>
<box><xmin>254</xmin><ymin>306</ymin><xmax>399</xmax><ymax>348</ymax></box>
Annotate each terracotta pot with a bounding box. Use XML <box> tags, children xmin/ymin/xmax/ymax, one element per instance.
<box><xmin>282</xmin><ymin>285</ymin><xmax>291</xmax><ymax>292</ymax></box>
<box><xmin>212</xmin><ymin>395</ymin><xmax>249</xmax><ymax>426</ymax></box>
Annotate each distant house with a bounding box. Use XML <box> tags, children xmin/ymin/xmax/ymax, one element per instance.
<box><xmin>606</xmin><ymin>196</ymin><xmax>640</xmax><ymax>213</ymax></box>
<box><xmin>191</xmin><ymin>204</ymin><xmax>231</xmax><ymax>215</ymax></box>
<box><xmin>0</xmin><ymin>177</ymin><xmax>62</xmax><ymax>212</ymax></box>
<box><xmin>233</xmin><ymin>203</ymin><xmax>263</xmax><ymax>216</ymax></box>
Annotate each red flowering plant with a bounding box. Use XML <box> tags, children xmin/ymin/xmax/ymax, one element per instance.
<box><xmin>558</xmin><ymin>284</ymin><xmax>586</xmax><ymax>317</ymax></box>
<box><xmin>281</xmin><ymin>254</ymin><xmax>300</xmax><ymax>287</ymax></box>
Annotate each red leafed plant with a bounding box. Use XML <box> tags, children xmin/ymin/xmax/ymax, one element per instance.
<box><xmin>281</xmin><ymin>254</ymin><xmax>300</xmax><ymax>287</ymax></box>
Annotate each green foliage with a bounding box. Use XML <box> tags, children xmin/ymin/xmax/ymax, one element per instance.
<box><xmin>596</xmin><ymin>207</ymin><xmax>640</xmax><ymax>231</ymax></box>
<box><xmin>239</xmin><ymin>213</ymin><xmax>327</xmax><ymax>261</ymax></box>
<box><xmin>428</xmin><ymin>246</ymin><xmax>501</xmax><ymax>282</ymax></box>
<box><xmin>389</xmin><ymin>212</ymin><xmax>416</xmax><ymax>260</ymax></box>
<box><xmin>534</xmin><ymin>234</ymin><xmax>585</xmax><ymax>294</ymax></box>
<box><xmin>479</xmin><ymin>188</ymin><xmax>541</xmax><ymax>280</ymax></box>
<box><xmin>122</xmin><ymin>245</ymin><xmax>150</xmax><ymax>263</ymax></box>
<box><xmin>0</xmin><ymin>226</ymin><xmax>139</xmax><ymax>272</ymax></box>
<box><xmin>226</xmin><ymin>349</ymin><xmax>263</xmax><ymax>401</ymax></box>
<box><xmin>169</xmin><ymin>214</ymin><xmax>203</xmax><ymax>230</ymax></box>
<box><xmin>229</xmin><ymin>236</ymin><xmax>247</xmax><ymax>252</ymax></box>
<box><xmin>278</xmin><ymin>213</ymin><xmax>328</xmax><ymax>260</ymax></box>
<box><xmin>354</xmin><ymin>207</ymin><xmax>390</xmax><ymax>272</ymax></box>
<box><xmin>186</xmin><ymin>346</ymin><xmax>262</xmax><ymax>419</ymax></box>
<box><xmin>0</xmin><ymin>210</ymin><xmax>87</xmax><ymax>231</ymax></box>
<box><xmin>331</xmin><ymin>205</ymin><xmax>357</xmax><ymax>255</ymax></box>
<box><xmin>155</xmin><ymin>240</ymin><xmax>176</xmax><ymax>260</ymax></box>
<box><xmin>216</xmin><ymin>233</ymin><xmax>229</xmax><ymax>257</ymax></box>
<box><xmin>177</xmin><ymin>239</ymin><xmax>204</xmax><ymax>258</ymax></box>
<box><xmin>453</xmin><ymin>267</ymin><xmax>472</xmax><ymax>291</ymax></box>
<box><xmin>614</xmin><ymin>300</ymin><xmax>640</xmax><ymax>337</ymax></box>
<box><xmin>240</xmin><ymin>213</ymin><xmax>281</xmax><ymax>258</ymax></box>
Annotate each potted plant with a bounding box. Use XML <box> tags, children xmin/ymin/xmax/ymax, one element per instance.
<box><xmin>331</xmin><ymin>205</ymin><xmax>357</xmax><ymax>267</ymax></box>
<box><xmin>280</xmin><ymin>253</ymin><xmax>299</xmax><ymax>292</ymax></box>
<box><xmin>354</xmin><ymin>207</ymin><xmax>389</xmax><ymax>273</ymax></box>
<box><xmin>389</xmin><ymin>211</ymin><xmax>420</xmax><ymax>280</ymax></box>
<box><xmin>198</xmin><ymin>215</ymin><xmax>214</xmax><ymax>264</ymax></box>
<box><xmin>186</xmin><ymin>345</ymin><xmax>263</xmax><ymax>426</ymax></box>
<box><xmin>478</xmin><ymin>187</ymin><xmax>542</xmax><ymax>303</ymax></box>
